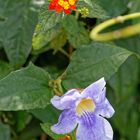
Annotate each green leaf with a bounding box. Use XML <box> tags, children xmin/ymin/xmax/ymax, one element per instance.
<box><xmin>39</xmin><ymin>3</ymin><xmax>64</xmax><ymax>32</ymax></box>
<box><xmin>33</xmin><ymin>27</ymin><xmax>67</xmax><ymax>54</ymax></box>
<box><xmin>98</xmin><ymin>0</ymin><xmax>129</xmax><ymax>17</ymax></box>
<box><xmin>109</xmin><ymin>56</ymin><xmax>139</xmax><ymax>139</ymax></box>
<box><xmin>109</xmin><ymin>56</ymin><xmax>139</xmax><ymax>100</ymax></box>
<box><xmin>31</xmin><ymin>105</ymin><xmax>60</xmax><ymax>123</ymax></box>
<box><xmin>31</xmin><ymin>105</ymin><xmax>62</xmax><ymax>140</ymax></box>
<box><xmin>32</xmin><ymin>1</ymin><xmax>64</xmax><ymax>51</ymax></box>
<box><xmin>33</xmin><ymin>25</ymin><xmax>62</xmax><ymax>51</ymax></box>
<box><xmin>41</xmin><ymin>123</ymin><xmax>64</xmax><ymax>140</ymax></box>
<box><xmin>130</xmin><ymin>0</ymin><xmax>140</xmax><ymax>23</ymax></box>
<box><xmin>18</xmin><ymin>119</ymin><xmax>42</xmax><ymax>140</ymax></box>
<box><xmin>115</xmin><ymin>35</ymin><xmax>140</xmax><ymax>56</ymax></box>
<box><xmin>49</xmin><ymin>30</ymin><xmax>67</xmax><ymax>53</ymax></box>
<box><xmin>14</xmin><ymin>111</ymin><xmax>32</xmax><ymax>132</ymax></box>
<box><xmin>0</xmin><ymin>122</ymin><xmax>10</xmax><ymax>140</ymax></box>
<box><xmin>62</xmin><ymin>15</ymin><xmax>90</xmax><ymax>47</ymax></box>
<box><xmin>111</xmin><ymin>98</ymin><xmax>139</xmax><ymax>140</ymax></box>
<box><xmin>0</xmin><ymin>63</ymin><xmax>53</xmax><ymax>111</ymax></box>
<box><xmin>63</xmin><ymin>42</ymin><xmax>132</xmax><ymax>89</ymax></box>
<box><xmin>130</xmin><ymin>0</ymin><xmax>140</xmax><ymax>12</ymax></box>
<box><xmin>0</xmin><ymin>0</ymin><xmax>38</xmax><ymax>67</ymax></box>
<box><xmin>0</xmin><ymin>61</ymin><xmax>13</xmax><ymax>79</ymax></box>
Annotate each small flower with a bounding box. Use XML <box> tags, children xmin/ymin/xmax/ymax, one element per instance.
<box><xmin>48</xmin><ymin>0</ymin><xmax>77</xmax><ymax>14</ymax></box>
<box><xmin>51</xmin><ymin>77</ymin><xmax>115</xmax><ymax>140</ymax></box>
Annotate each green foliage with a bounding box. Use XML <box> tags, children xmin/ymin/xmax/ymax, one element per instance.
<box><xmin>98</xmin><ymin>0</ymin><xmax>129</xmax><ymax>17</ymax></box>
<box><xmin>62</xmin><ymin>15</ymin><xmax>90</xmax><ymax>47</ymax></box>
<box><xmin>0</xmin><ymin>122</ymin><xmax>10</xmax><ymax>140</ymax></box>
<box><xmin>0</xmin><ymin>63</ymin><xmax>52</xmax><ymax>110</ymax></box>
<box><xmin>63</xmin><ymin>42</ymin><xmax>132</xmax><ymax>89</ymax></box>
<box><xmin>32</xmin><ymin>2</ymin><xmax>64</xmax><ymax>51</ymax></box>
<box><xmin>109</xmin><ymin>56</ymin><xmax>139</xmax><ymax>139</ymax></box>
<box><xmin>0</xmin><ymin>0</ymin><xmax>140</xmax><ymax>139</ymax></box>
<box><xmin>31</xmin><ymin>105</ymin><xmax>60</xmax><ymax>123</ymax></box>
<box><xmin>0</xmin><ymin>0</ymin><xmax>38</xmax><ymax>67</ymax></box>
<box><xmin>0</xmin><ymin>61</ymin><xmax>13</xmax><ymax>79</ymax></box>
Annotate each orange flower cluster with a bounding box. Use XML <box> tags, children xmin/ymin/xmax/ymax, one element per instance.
<box><xmin>48</xmin><ymin>0</ymin><xmax>77</xmax><ymax>14</ymax></box>
<box><xmin>58</xmin><ymin>135</ymin><xmax>70</xmax><ymax>140</ymax></box>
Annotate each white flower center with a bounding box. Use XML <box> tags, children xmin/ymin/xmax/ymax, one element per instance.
<box><xmin>76</xmin><ymin>98</ymin><xmax>95</xmax><ymax>116</ymax></box>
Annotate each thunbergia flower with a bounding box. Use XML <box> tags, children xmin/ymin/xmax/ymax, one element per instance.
<box><xmin>48</xmin><ymin>0</ymin><xmax>77</xmax><ymax>14</ymax></box>
<box><xmin>51</xmin><ymin>78</ymin><xmax>115</xmax><ymax>140</ymax></box>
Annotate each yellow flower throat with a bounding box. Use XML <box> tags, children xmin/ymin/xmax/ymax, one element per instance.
<box><xmin>76</xmin><ymin>99</ymin><xmax>95</xmax><ymax>116</ymax></box>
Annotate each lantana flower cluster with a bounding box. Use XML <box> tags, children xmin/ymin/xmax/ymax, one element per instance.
<box><xmin>48</xmin><ymin>0</ymin><xmax>77</xmax><ymax>14</ymax></box>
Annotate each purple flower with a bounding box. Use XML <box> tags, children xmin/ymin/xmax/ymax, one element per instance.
<box><xmin>51</xmin><ymin>78</ymin><xmax>115</xmax><ymax>140</ymax></box>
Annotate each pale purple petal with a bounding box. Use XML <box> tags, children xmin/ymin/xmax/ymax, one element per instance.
<box><xmin>81</xmin><ymin>77</ymin><xmax>106</xmax><ymax>103</ymax></box>
<box><xmin>51</xmin><ymin>89</ymin><xmax>81</xmax><ymax>110</ymax></box>
<box><xmin>51</xmin><ymin>109</ymin><xmax>77</xmax><ymax>134</ymax></box>
<box><xmin>95</xmin><ymin>98</ymin><xmax>115</xmax><ymax>118</ymax></box>
<box><xmin>94</xmin><ymin>88</ymin><xmax>115</xmax><ymax>118</ymax></box>
<box><xmin>76</xmin><ymin>114</ymin><xmax>113</xmax><ymax>140</ymax></box>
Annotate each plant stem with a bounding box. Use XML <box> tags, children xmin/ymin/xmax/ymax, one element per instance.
<box><xmin>90</xmin><ymin>12</ymin><xmax>140</xmax><ymax>41</ymax></box>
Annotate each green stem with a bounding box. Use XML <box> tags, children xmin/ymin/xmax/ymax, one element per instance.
<box><xmin>71</xmin><ymin>131</ymin><xmax>76</xmax><ymax>140</ymax></box>
<box><xmin>90</xmin><ymin>12</ymin><xmax>140</xmax><ymax>41</ymax></box>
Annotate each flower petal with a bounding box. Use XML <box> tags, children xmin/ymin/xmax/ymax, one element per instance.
<box><xmin>95</xmin><ymin>97</ymin><xmax>115</xmax><ymax>118</ymax></box>
<box><xmin>81</xmin><ymin>77</ymin><xmax>106</xmax><ymax>103</ymax></box>
<box><xmin>76</xmin><ymin>114</ymin><xmax>113</xmax><ymax>140</ymax></box>
<box><xmin>55</xmin><ymin>4</ymin><xmax>63</xmax><ymax>12</ymax></box>
<box><xmin>64</xmin><ymin>9</ymin><xmax>71</xmax><ymax>14</ymax></box>
<box><xmin>48</xmin><ymin>0</ymin><xmax>58</xmax><ymax>10</ymax></box>
<box><xmin>51</xmin><ymin>89</ymin><xmax>81</xmax><ymax>110</ymax></box>
<box><xmin>51</xmin><ymin>109</ymin><xmax>77</xmax><ymax>134</ymax></box>
<box><xmin>94</xmin><ymin>88</ymin><xmax>115</xmax><ymax>118</ymax></box>
<box><xmin>70</xmin><ymin>5</ymin><xmax>76</xmax><ymax>10</ymax></box>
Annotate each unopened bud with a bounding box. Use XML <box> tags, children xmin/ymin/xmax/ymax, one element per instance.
<box><xmin>77</xmin><ymin>7</ymin><xmax>89</xmax><ymax>18</ymax></box>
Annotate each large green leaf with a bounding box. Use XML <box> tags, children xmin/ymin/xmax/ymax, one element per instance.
<box><xmin>0</xmin><ymin>122</ymin><xmax>10</xmax><ymax>140</ymax></box>
<box><xmin>115</xmin><ymin>35</ymin><xmax>140</xmax><ymax>56</ymax></box>
<box><xmin>0</xmin><ymin>0</ymin><xmax>38</xmax><ymax>67</ymax></box>
<box><xmin>62</xmin><ymin>42</ymin><xmax>132</xmax><ymax>89</ymax></box>
<box><xmin>31</xmin><ymin>105</ymin><xmax>60</xmax><ymax>123</ymax></box>
<box><xmin>109</xmin><ymin>56</ymin><xmax>140</xmax><ymax>140</ymax></box>
<box><xmin>0</xmin><ymin>61</ymin><xmax>13</xmax><ymax>79</ymax></box>
<box><xmin>98</xmin><ymin>0</ymin><xmax>129</xmax><ymax>17</ymax></box>
<box><xmin>109</xmin><ymin>56</ymin><xmax>139</xmax><ymax>99</ymax></box>
<box><xmin>0</xmin><ymin>63</ymin><xmax>53</xmax><ymax>111</ymax></box>
<box><xmin>62</xmin><ymin>15</ymin><xmax>90</xmax><ymax>48</ymax></box>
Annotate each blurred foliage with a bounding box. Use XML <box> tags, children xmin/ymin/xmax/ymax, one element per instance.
<box><xmin>0</xmin><ymin>0</ymin><xmax>140</xmax><ymax>140</ymax></box>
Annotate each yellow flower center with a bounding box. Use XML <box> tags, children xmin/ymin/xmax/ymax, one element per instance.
<box><xmin>76</xmin><ymin>98</ymin><xmax>95</xmax><ymax>116</ymax></box>
<box><xmin>68</xmin><ymin>0</ymin><xmax>75</xmax><ymax>5</ymax></box>
<box><xmin>58</xmin><ymin>0</ymin><xmax>64</xmax><ymax>6</ymax></box>
<box><xmin>64</xmin><ymin>1</ymin><xmax>70</xmax><ymax>10</ymax></box>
